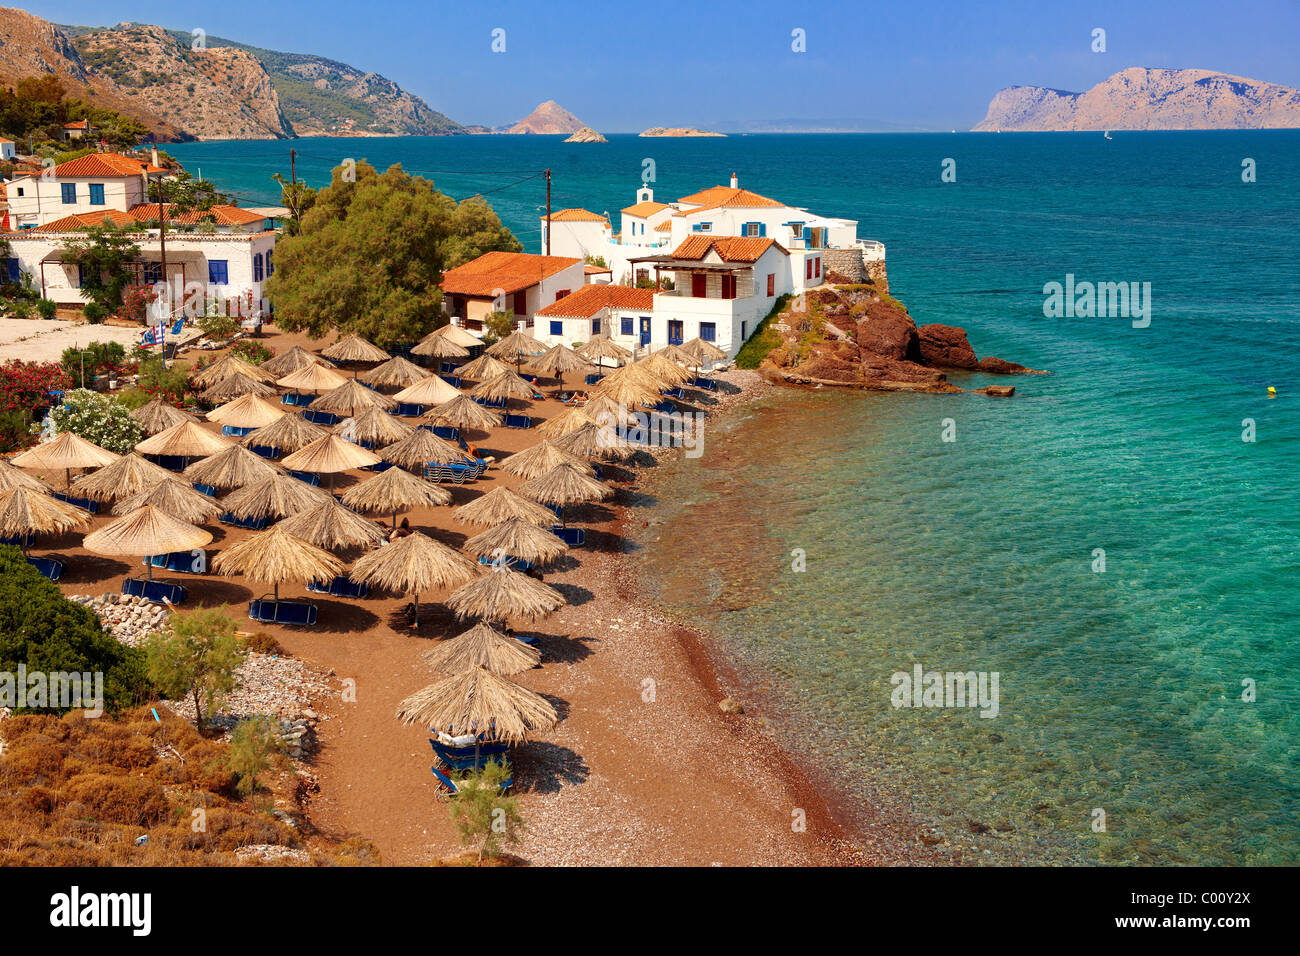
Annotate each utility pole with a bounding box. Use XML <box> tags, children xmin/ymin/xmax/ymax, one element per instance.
<box><xmin>290</xmin><ymin>148</ymin><xmax>297</xmax><ymax>186</ymax></box>
<box><xmin>545</xmin><ymin>168</ymin><xmax>551</xmax><ymax>256</ymax></box>
<box><xmin>154</xmin><ymin>173</ymin><xmax>167</xmax><ymax>324</ymax></box>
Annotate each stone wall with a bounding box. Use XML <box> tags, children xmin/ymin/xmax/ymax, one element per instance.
<box><xmin>821</xmin><ymin>248</ymin><xmax>869</xmax><ymax>282</ymax></box>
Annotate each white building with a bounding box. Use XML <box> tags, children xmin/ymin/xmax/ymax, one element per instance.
<box><xmin>440</xmin><ymin>251</ymin><xmax>586</xmax><ymax>332</ymax></box>
<box><xmin>0</xmin><ymin>138</ymin><xmax>15</xmax><ymax>162</ymax></box>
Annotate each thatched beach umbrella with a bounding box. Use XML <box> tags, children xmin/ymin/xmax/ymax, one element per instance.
<box><xmin>312</xmin><ymin>377</ymin><xmax>396</xmax><ymax>418</ymax></box>
<box><xmin>577</xmin><ymin>335</ymin><xmax>632</xmax><ymax>369</ymax></box>
<box><xmin>191</xmin><ymin>354</ymin><xmax>276</xmax><ymax>389</ymax></box>
<box><xmin>0</xmin><ymin>486</ymin><xmax>89</xmax><ymax>550</ymax></box>
<box><xmin>464</xmin><ymin>517</ymin><xmax>568</xmax><ymax>567</ymax></box>
<box><xmin>201</xmin><ymin>370</ymin><xmax>276</xmax><ymax>403</ymax></box>
<box><xmin>261</xmin><ymin>345</ymin><xmax>334</xmax><ymax>378</ymax></box>
<box><xmin>321</xmin><ymin>334</ymin><xmax>390</xmax><ymax>366</ymax></box>
<box><xmin>487</xmin><ymin>329</ymin><xmax>547</xmax><ymax>370</ymax></box>
<box><xmin>553</xmin><ymin>420</ymin><xmax>631</xmax><ymax>462</ymax></box>
<box><xmin>350</xmin><ymin>531</ymin><xmax>478</xmax><ymax>625</ymax></box>
<box><xmin>427</xmin><ymin>393</ymin><xmax>502</xmax><ymax>436</ymax></box>
<box><xmin>654</xmin><ymin>343</ymin><xmax>696</xmax><ymax>367</ymax></box>
<box><xmin>453</xmin><ymin>486</ymin><xmax>556</xmax><ymax>529</ymax></box>
<box><xmin>277</xmin><ymin>362</ymin><xmax>347</xmax><ymax>395</ymax></box>
<box><xmin>636</xmin><ymin>351</ymin><xmax>694</xmax><ymax>386</ymax></box>
<box><xmin>421</xmin><ymin>623</ymin><xmax>541</xmax><ymax>677</ymax></box>
<box><xmin>392</xmin><ymin>374</ymin><xmax>461</xmax><ymax>409</ymax></box>
<box><xmin>359</xmin><ymin>355</ymin><xmax>430</xmax><ymax>390</ymax></box>
<box><xmin>592</xmin><ymin>375</ymin><xmax>665</xmax><ymax>411</ymax></box>
<box><xmin>340</xmin><ymin>466</ymin><xmax>451</xmax><ymax>528</ymax></box>
<box><xmin>395</xmin><ymin>666</ymin><xmax>558</xmax><ymax>743</ymax></box>
<box><xmin>411</xmin><ymin>333</ymin><xmax>470</xmax><ymax>360</ymax></box>
<box><xmin>71</xmin><ymin>453</ymin><xmax>172</xmax><ymax>503</ymax></box>
<box><xmin>184</xmin><ymin>444</ymin><xmax>282</xmax><ymax>493</ymax></box>
<box><xmin>280</xmin><ymin>434</ymin><xmax>380</xmax><ymax>487</ymax></box>
<box><xmin>585</xmin><ymin>393</ymin><xmax>637</xmax><ymax>427</ymax></box>
<box><xmin>530</xmin><ymin>343</ymin><xmax>594</xmax><ymax>382</ymax></box>
<box><xmin>239</xmin><ymin>412</ymin><xmax>326</xmax><ymax>456</ymax></box>
<box><xmin>135</xmin><ymin>420</ymin><xmax>232</xmax><ymax>465</ymax></box>
<box><xmin>500</xmin><ymin>440</ymin><xmax>593</xmax><ymax>480</ymax></box>
<box><xmin>446</xmin><ymin>565</ymin><xmax>566</xmax><ymax>624</ymax></box>
<box><xmin>471</xmin><ymin>369</ymin><xmax>536</xmax><ymax>406</ymax></box>
<box><xmin>0</xmin><ymin>457</ymin><xmax>50</xmax><ymax>494</ymax></box>
<box><xmin>13</xmin><ymin>431</ymin><xmax>119</xmax><ymax>489</ymax></box>
<box><xmin>337</xmin><ymin>406</ymin><xmax>414</xmax><ymax>448</ymax></box>
<box><xmin>379</xmin><ymin>428</ymin><xmax>465</xmax><ymax>471</ymax></box>
<box><xmin>278</xmin><ymin>498</ymin><xmax>388</xmax><ymax>550</ymax></box>
<box><xmin>518</xmin><ymin>461</ymin><xmax>612</xmax><ymax>525</ymax></box>
<box><xmin>456</xmin><ymin>353</ymin><xmax>509</xmax><ymax>382</ymax></box>
<box><xmin>425</xmin><ymin>323</ymin><xmax>482</xmax><ymax>349</ymax></box>
<box><xmin>219</xmin><ymin>472</ymin><xmax>331</xmax><ymax>522</ymax></box>
<box><xmin>682</xmin><ymin>336</ymin><xmax>727</xmax><ymax>367</ymax></box>
<box><xmin>212</xmin><ymin>525</ymin><xmax>344</xmax><ymax>601</ymax></box>
<box><xmin>536</xmin><ymin>406</ymin><xmax>593</xmax><ymax>440</ymax></box>
<box><xmin>130</xmin><ymin>397</ymin><xmax>198</xmax><ymax>436</ymax></box>
<box><xmin>84</xmin><ymin>505</ymin><xmax>212</xmax><ymax>581</ymax></box>
<box><xmin>113</xmin><ymin>477</ymin><xmax>221</xmax><ymax>524</ymax></box>
<box><xmin>206</xmin><ymin>393</ymin><xmax>285</xmax><ymax>429</ymax></box>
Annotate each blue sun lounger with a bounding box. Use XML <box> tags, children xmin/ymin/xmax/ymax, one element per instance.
<box><xmin>307</xmin><ymin>576</ymin><xmax>369</xmax><ymax>599</ymax></box>
<box><xmin>473</xmin><ymin>396</ymin><xmax>508</xmax><ymax>409</ymax></box>
<box><xmin>281</xmin><ymin>392</ymin><xmax>314</xmax><ymax>407</ymax></box>
<box><xmin>423</xmin><ymin>459</ymin><xmax>488</xmax><ymax>484</ymax></box>
<box><xmin>663</xmin><ymin>387</ymin><xmax>688</xmax><ymax>400</ymax></box>
<box><xmin>395</xmin><ymin>402</ymin><xmax>425</xmax><ymax>417</ymax></box>
<box><xmin>53</xmin><ymin>492</ymin><xmax>99</xmax><ymax>514</ymax></box>
<box><xmin>1</xmin><ymin>533</ymin><xmax>35</xmax><ymax>547</ymax></box>
<box><xmin>388</xmin><ymin>343</ymin><xmax>415</xmax><ymax>358</ymax></box>
<box><xmin>478</xmin><ymin>554</ymin><xmax>534</xmax><ymax>572</ymax></box>
<box><xmin>692</xmin><ymin>376</ymin><xmax>717</xmax><ymax>391</ymax></box>
<box><xmin>289</xmin><ymin>471</ymin><xmax>320</xmax><ymax>486</ymax></box>
<box><xmin>144</xmin><ymin>550</ymin><xmax>207</xmax><ymax>574</ymax></box>
<box><xmin>301</xmin><ymin>409</ymin><xmax>339</xmax><ymax>426</ymax></box>
<box><xmin>439</xmin><ymin>374</ymin><xmax>463</xmax><ymax>389</ymax></box>
<box><xmin>438</xmin><ymin>362</ymin><xmax>459</xmax><ymax>375</ymax></box>
<box><xmin>221</xmin><ymin>425</ymin><xmax>255</xmax><ymax>437</ymax></box>
<box><xmin>192</xmin><ymin>482</ymin><xmax>218</xmax><ymax>497</ymax></box>
<box><xmin>429</xmin><ymin>425</ymin><xmax>460</xmax><ymax>443</ymax></box>
<box><xmin>550</xmin><ymin>526</ymin><xmax>586</xmax><ymax>547</ymax></box>
<box><xmin>248</xmin><ymin>599</ymin><xmax>317</xmax><ymax>626</ymax></box>
<box><xmin>364</xmin><ymin>460</ymin><xmax>394</xmax><ymax>472</ymax></box>
<box><xmin>504</xmin><ymin>413</ymin><xmax>532</xmax><ymax>429</ymax></box>
<box><xmin>220</xmin><ymin>512</ymin><xmax>268</xmax><ymax>530</ymax></box>
<box><xmin>122</xmin><ymin>577</ymin><xmax>187</xmax><ymax>605</ymax></box>
<box><xmin>248</xmin><ymin>444</ymin><xmax>277</xmax><ymax>459</ymax></box>
<box><xmin>27</xmin><ymin>556</ymin><xmax>63</xmax><ymax>581</ymax></box>
<box><xmin>585</xmin><ymin>373</ymin><xmax>604</xmax><ymax>386</ymax></box>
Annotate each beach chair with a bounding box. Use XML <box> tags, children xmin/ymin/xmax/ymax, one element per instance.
<box><xmin>248</xmin><ymin>444</ymin><xmax>278</xmax><ymax>459</ymax></box>
<box><xmin>53</xmin><ymin>492</ymin><xmax>99</xmax><ymax>514</ymax></box>
<box><xmin>0</xmin><ymin>533</ymin><xmax>35</xmax><ymax>547</ymax></box>
<box><xmin>144</xmin><ymin>549</ymin><xmax>207</xmax><ymax>574</ymax></box>
<box><xmin>395</xmin><ymin>402</ymin><xmax>425</xmax><ymax>418</ymax></box>
<box><xmin>387</xmin><ymin>343</ymin><xmax>415</xmax><ymax>358</ymax></box>
<box><xmin>438</xmin><ymin>362</ymin><xmax>459</xmax><ymax>375</ymax></box>
<box><xmin>220</xmin><ymin>424</ymin><xmax>254</xmax><ymax>438</ymax></box>
<box><xmin>473</xmin><ymin>396</ymin><xmax>508</xmax><ymax>409</ymax></box>
<box><xmin>123</xmin><ymin>577</ymin><xmax>187</xmax><ymax>605</ymax></box>
<box><xmin>430</xmin><ymin>426</ymin><xmax>460</xmax><ymax>443</ymax></box>
<box><xmin>584</xmin><ymin>373</ymin><xmax>604</xmax><ymax>386</ymax></box>
<box><xmin>663</xmin><ymin>387</ymin><xmax>688</xmax><ymax>401</ymax></box>
<box><xmin>545</xmin><ymin>503</ymin><xmax>563</xmax><ymax>519</ymax></box>
<box><xmin>26</xmin><ymin>556</ymin><xmax>63</xmax><ymax>581</ymax></box>
<box><xmin>219</xmin><ymin>512</ymin><xmax>268</xmax><ymax>531</ymax></box>
<box><xmin>504</xmin><ymin>413</ymin><xmax>532</xmax><ymax>429</ymax></box>
<box><xmin>192</xmin><ymin>482</ymin><xmax>218</xmax><ymax>497</ymax></box>
<box><xmin>151</xmin><ymin>454</ymin><xmax>189</xmax><ymax>471</ymax></box>
<box><xmin>301</xmin><ymin>409</ymin><xmax>339</xmax><ymax>426</ymax></box>
<box><xmin>478</xmin><ymin>554</ymin><xmax>533</xmax><ymax>572</ymax></box>
<box><xmin>692</xmin><ymin>376</ymin><xmax>717</xmax><ymax>391</ymax></box>
<box><xmin>248</xmin><ymin>599</ymin><xmax>317</xmax><ymax>626</ymax></box>
<box><xmin>429</xmin><ymin>761</ymin><xmax>511</xmax><ymax>793</ymax></box>
<box><xmin>423</xmin><ymin>459</ymin><xmax>488</xmax><ymax>484</ymax></box>
<box><xmin>281</xmin><ymin>392</ymin><xmax>313</xmax><ymax>407</ymax></box>
<box><xmin>364</xmin><ymin>460</ymin><xmax>394</xmax><ymax>473</ymax></box>
<box><xmin>549</xmin><ymin>526</ymin><xmax>586</xmax><ymax>547</ymax></box>
<box><xmin>307</xmin><ymin>576</ymin><xmax>369</xmax><ymax>599</ymax></box>
<box><xmin>652</xmin><ymin>399</ymin><xmax>677</xmax><ymax>414</ymax></box>
<box><xmin>288</xmin><ymin>470</ymin><xmax>320</xmax><ymax>486</ymax></box>
<box><xmin>439</xmin><ymin>374</ymin><xmax>463</xmax><ymax>389</ymax></box>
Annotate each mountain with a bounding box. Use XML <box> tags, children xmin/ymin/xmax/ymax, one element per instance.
<box><xmin>504</xmin><ymin>100</ymin><xmax>586</xmax><ymax>135</ymax></box>
<box><xmin>974</xmin><ymin>67</ymin><xmax>1300</xmax><ymax>131</ymax></box>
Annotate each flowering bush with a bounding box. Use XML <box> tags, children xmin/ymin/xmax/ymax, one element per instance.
<box><xmin>116</xmin><ymin>284</ymin><xmax>159</xmax><ymax>325</ymax></box>
<box><xmin>229</xmin><ymin>340</ymin><xmax>273</xmax><ymax>365</ymax></box>
<box><xmin>0</xmin><ymin>360</ymin><xmax>72</xmax><ymax>415</ymax></box>
<box><xmin>45</xmin><ymin>389</ymin><xmax>143</xmax><ymax>453</ymax></box>
<box><xmin>136</xmin><ymin>358</ymin><xmax>188</xmax><ymax>405</ymax></box>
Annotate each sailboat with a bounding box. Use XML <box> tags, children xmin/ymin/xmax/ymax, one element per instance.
<box><xmin>1104</xmin><ymin>130</ymin><xmax>1113</xmax><ymax>140</ymax></box>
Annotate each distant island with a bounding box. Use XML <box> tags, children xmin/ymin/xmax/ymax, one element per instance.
<box><xmin>564</xmin><ymin>127</ymin><xmax>607</xmax><ymax>143</ymax></box>
<box><xmin>503</xmin><ymin>100</ymin><xmax>588</xmax><ymax>135</ymax></box>
<box><xmin>639</xmin><ymin>127</ymin><xmax>725</xmax><ymax>137</ymax></box>
<box><xmin>974</xmin><ymin>67</ymin><xmax>1300</xmax><ymax>131</ymax></box>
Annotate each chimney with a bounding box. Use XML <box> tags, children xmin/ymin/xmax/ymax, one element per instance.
<box><xmin>730</xmin><ymin>172</ymin><xmax>738</xmax><ymax>189</ymax></box>
<box><xmin>151</xmin><ymin>147</ymin><xmax>160</xmax><ymax>168</ymax></box>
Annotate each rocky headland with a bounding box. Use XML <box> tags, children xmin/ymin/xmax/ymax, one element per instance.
<box><xmin>639</xmin><ymin>127</ymin><xmax>725</xmax><ymax>137</ymax></box>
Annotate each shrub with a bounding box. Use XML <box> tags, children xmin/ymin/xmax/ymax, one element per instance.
<box><xmin>136</xmin><ymin>358</ymin><xmax>188</xmax><ymax>404</ymax></box>
<box><xmin>115</xmin><ymin>284</ymin><xmax>158</xmax><ymax>325</ymax></box>
<box><xmin>36</xmin><ymin>299</ymin><xmax>57</xmax><ymax>320</ymax></box>
<box><xmin>735</xmin><ymin>294</ymin><xmax>792</xmax><ymax>370</ymax></box>
<box><xmin>196</xmin><ymin>310</ymin><xmax>239</xmax><ymax>341</ymax></box>
<box><xmin>242</xmin><ymin>632</ymin><xmax>283</xmax><ymax>656</ymax></box>
<box><xmin>66</xmin><ymin>774</ymin><xmax>170</xmax><ymax>826</ymax></box>
<box><xmin>82</xmin><ymin>302</ymin><xmax>108</xmax><ymax>324</ymax></box>
<box><xmin>45</xmin><ymin>388</ymin><xmax>142</xmax><ymax>453</ymax></box>
<box><xmin>229</xmin><ymin>339</ymin><xmax>273</xmax><ymax>365</ymax></box>
<box><xmin>227</xmin><ymin>716</ymin><xmax>284</xmax><ymax>808</ymax></box>
<box><xmin>446</xmin><ymin>760</ymin><xmax>523</xmax><ymax>861</ymax></box>
<box><xmin>61</xmin><ymin>341</ymin><xmax>126</xmax><ymax>385</ymax></box>
<box><xmin>142</xmin><ymin>608</ymin><xmax>246</xmax><ymax>733</ymax></box>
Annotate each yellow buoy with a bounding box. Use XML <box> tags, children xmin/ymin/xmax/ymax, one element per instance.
<box><xmin>1267</xmin><ymin>386</ymin><xmax>1276</xmax><ymax>395</ymax></box>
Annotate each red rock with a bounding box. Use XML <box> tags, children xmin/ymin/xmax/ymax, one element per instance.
<box><xmin>855</xmin><ymin>298</ymin><xmax>919</xmax><ymax>361</ymax></box>
<box><xmin>974</xmin><ymin>385</ymin><xmax>1015</xmax><ymax>397</ymax></box>
<box><xmin>916</xmin><ymin>324</ymin><xmax>980</xmax><ymax>369</ymax></box>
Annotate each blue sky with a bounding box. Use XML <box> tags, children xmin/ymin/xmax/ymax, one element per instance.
<box><xmin>24</xmin><ymin>0</ymin><xmax>1300</xmax><ymax>130</ymax></box>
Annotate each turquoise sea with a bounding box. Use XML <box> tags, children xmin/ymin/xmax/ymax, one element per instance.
<box><xmin>170</xmin><ymin>132</ymin><xmax>1300</xmax><ymax>865</ymax></box>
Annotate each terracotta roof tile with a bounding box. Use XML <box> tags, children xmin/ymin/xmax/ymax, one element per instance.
<box><xmin>547</xmin><ymin>208</ymin><xmax>608</xmax><ymax>222</ymax></box>
<box><xmin>32</xmin><ymin>209</ymin><xmax>139</xmax><ymax>232</ymax></box>
<box><xmin>674</xmin><ymin>185</ymin><xmax>784</xmax><ymax>215</ymax></box>
<box><xmin>669</xmin><ymin>235</ymin><xmax>784</xmax><ymax>263</ymax></box>
<box><xmin>128</xmin><ymin>203</ymin><xmax>266</xmax><ymax>226</ymax></box>
<box><xmin>52</xmin><ymin>152</ymin><xmax>167</xmax><ymax>178</ymax></box>
<box><xmin>441</xmin><ymin>251</ymin><xmax>583</xmax><ymax>297</ymax></box>
<box><xmin>620</xmin><ymin>200</ymin><xmax>671</xmax><ymax>217</ymax></box>
<box><xmin>535</xmin><ymin>284</ymin><xmax>655</xmax><ymax>318</ymax></box>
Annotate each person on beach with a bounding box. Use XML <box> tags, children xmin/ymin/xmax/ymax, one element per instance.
<box><xmin>389</xmin><ymin>517</ymin><xmax>411</xmax><ymax>541</ymax></box>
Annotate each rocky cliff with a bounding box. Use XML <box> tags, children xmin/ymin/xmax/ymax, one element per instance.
<box><xmin>974</xmin><ymin>67</ymin><xmax>1300</xmax><ymax>131</ymax></box>
<box><xmin>504</xmin><ymin>100</ymin><xmax>587</xmax><ymax>134</ymax></box>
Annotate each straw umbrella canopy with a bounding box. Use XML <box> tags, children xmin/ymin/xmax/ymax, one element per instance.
<box><xmin>425</xmin><ymin>323</ymin><xmax>482</xmax><ymax>349</ymax></box>
<box><xmin>0</xmin><ymin>457</ymin><xmax>50</xmax><ymax>494</ymax></box>
<box><xmin>464</xmin><ymin>518</ymin><xmax>568</xmax><ymax>567</ymax></box>
<box><xmin>359</xmin><ymin>355</ymin><xmax>430</xmax><ymax>389</ymax></box>
<box><xmin>277</xmin><ymin>362</ymin><xmax>347</xmax><ymax>395</ymax></box>
<box><xmin>530</xmin><ymin>343</ymin><xmax>594</xmax><ymax>382</ymax></box>
<box><xmin>487</xmin><ymin>329</ymin><xmax>547</xmax><ymax>369</ymax></box>
<box><xmin>592</xmin><ymin>375</ymin><xmax>666</xmax><ymax>411</ymax></box>
<box><xmin>113</xmin><ymin>477</ymin><xmax>221</xmax><ymax>524</ymax></box>
<box><xmin>219</xmin><ymin>472</ymin><xmax>332</xmax><ymax>522</ymax></box>
<box><xmin>378</xmin><ymin>428</ymin><xmax>465</xmax><ymax>471</ymax></box>
<box><xmin>553</xmin><ymin>420</ymin><xmax>632</xmax><ymax>462</ymax></box>
<box><xmin>411</xmin><ymin>333</ymin><xmax>470</xmax><ymax>360</ymax></box>
<box><xmin>191</xmin><ymin>354</ymin><xmax>276</xmax><ymax>388</ymax></box>
<box><xmin>321</xmin><ymin>334</ymin><xmax>389</xmax><ymax>366</ymax></box>
<box><xmin>426</xmin><ymin>393</ymin><xmax>502</xmax><ymax>435</ymax></box>
<box><xmin>206</xmin><ymin>393</ymin><xmax>285</xmax><ymax>429</ymax></box>
<box><xmin>261</xmin><ymin>345</ymin><xmax>335</xmax><ymax>378</ymax></box>
<box><xmin>201</xmin><ymin>370</ymin><xmax>276</xmax><ymax>403</ymax></box>
<box><xmin>577</xmin><ymin>335</ymin><xmax>632</xmax><ymax>368</ymax></box>
<box><xmin>446</xmin><ymin>565</ymin><xmax>566</xmax><ymax>623</ymax></box>
<box><xmin>456</xmin><ymin>353</ymin><xmax>508</xmax><ymax>382</ymax></box>
<box><xmin>84</xmin><ymin>505</ymin><xmax>212</xmax><ymax>581</ymax></box>
<box><xmin>13</xmin><ymin>431</ymin><xmax>120</xmax><ymax>489</ymax></box>
<box><xmin>682</xmin><ymin>336</ymin><xmax>727</xmax><ymax>366</ymax></box>
<box><xmin>536</xmin><ymin>406</ymin><xmax>593</xmax><ymax>440</ymax></box>
<box><xmin>336</xmin><ymin>406</ymin><xmax>414</xmax><ymax>448</ymax></box>
<box><xmin>311</xmin><ymin>378</ymin><xmax>396</xmax><ymax>417</ymax></box>
<box><xmin>350</xmin><ymin>531</ymin><xmax>478</xmax><ymax>624</ymax></box>
<box><xmin>238</xmin><ymin>412</ymin><xmax>326</xmax><ymax>456</ymax></box>
<box><xmin>212</xmin><ymin>525</ymin><xmax>344</xmax><ymax>601</ymax></box>
<box><xmin>130</xmin><ymin>397</ymin><xmax>197</xmax><ymax>435</ymax></box>
<box><xmin>396</xmin><ymin>666</ymin><xmax>557</xmax><ymax>743</ymax></box>
<box><xmin>470</xmin><ymin>370</ymin><xmax>536</xmax><ymax>410</ymax></box>
<box><xmin>280</xmin><ymin>434</ymin><xmax>380</xmax><ymax>486</ymax></box>
<box><xmin>278</xmin><ymin>498</ymin><xmax>388</xmax><ymax>550</ymax></box>
<box><xmin>392</xmin><ymin>374</ymin><xmax>461</xmax><ymax>408</ymax></box>
<box><xmin>71</xmin><ymin>453</ymin><xmax>172</xmax><ymax>503</ymax></box>
<box><xmin>500</xmin><ymin>440</ymin><xmax>593</xmax><ymax>480</ymax></box>
<box><xmin>421</xmin><ymin>623</ymin><xmax>541</xmax><ymax>677</ymax></box>
<box><xmin>454</xmin><ymin>486</ymin><xmax>557</xmax><ymax>529</ymax></box>
<box><xmin>0</xmin><ymin>486</ymin><xmax>89</xmax><ymax>550</ymax></box>
<box><xmin>584</xmin><ymin>393</ymin><xmax>638</xmax><ymax>427</ymax></box>
<box><xmin>518</xmin><ymin>462</ymin><xmax>612</xmax><ymax>524</ymax></box>
<box><xmin>135</xmin><ymin>420</ymin><xmax>232</xmax><ymax>462</ymax></box>
<box><xmin>654</xmin><ymin>343</ymin><xmax>696</xmax><ymax>367</ymax></box>
<box><xmin>339</xmin><ymin>466</ymin><xmax>451</xmax><ymax>528</ymax></box>
<box><xmin>636</xmin><ymin>351</ymin><xmax>694</xmax><ymax>386</ymax></box>
<box><xmin>184</xmin><ymin>444</ymin><xmax>283</xmax><ymax>492</ymax></box>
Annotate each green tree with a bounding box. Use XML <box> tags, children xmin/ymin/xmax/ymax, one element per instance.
<box><xmin>46</xmin><ymin>389</ymin><xmax>142</xmax><ymax>453</ymax></box>
<box><xmin>265</xmin><ymin>161</ymin><xmax>521</xmax><ymax>346</ymax></box>
<box><xmin>59</xmin><ymin>225</ymin><xmax>142</xmax><ymax>312</ymax></box>
<box><xmin>447</xmin><ymin>760</ymin><xmax>524</xmax><ymax>861</ymax></box>
<box><xmin>157</xmin><ymin>170</ymin><xmax>229</xmax><ymax>212</ymax></box>
<box><xmin>483</xmin><ymin>310</ymin><xmax>515</xmax><ymax>344</ymax></box>
<box><xmin>272</xmin><ymin>172</ymin><xmax>317</xmax><ymax>236</ymax></box>
<box><xmin>143</xmin><ymin>608</ymin><xmax>246</xmax><ymax>734</ymax></box>
<box><xmin>228</xmin><ymin>715</ymin><xmax>284</xmax><ymax>809</ymax></box>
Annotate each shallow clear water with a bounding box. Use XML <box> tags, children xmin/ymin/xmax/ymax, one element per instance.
<box><xmin>174</xmin><ymin>131</ymin><xmax>1300</xmax><ymax>864</ymax></box>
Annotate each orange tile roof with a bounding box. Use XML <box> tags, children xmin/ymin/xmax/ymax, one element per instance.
<box><xmin>33</xmin><ymin>210</ymin><xmax>139</xmax><ymax>232</ymax></box>
<box><xmin>670</xmin><ymin>235</ymin><xmax>784</xmax><ymax>263</ymax></box>
<box><xmin>63</xmin><ymin>119</ymin><xmax>91</xmax><ymax>130</ymax></box>
<box><xmin>583</xmin><ymin>264</ymin><xmax>612</xmax><ymax>274</ymax></box>
<box><xmin>654</xmin><ymin>220</ymin><xmax>672</xmax><ymax>232</ymax></box>
<box><xmin>128</xmin><ymin>203</ymin><xmax>266</xmax><ymax>226</ymax></box>
<box><xmin>547</xmin><ymin>208</ymin><xmax>608</xmax><ymax>222</ymax></box>
<box><xmin>621</xmin><ymin>200</ymin><xmax>671</xmax><ymax>218</ymax></box>
<box><xmin>52</xmin><ymin>152</ymin><xmax>167</xmax><ymax>178</ymax></box>
<box><xmin>441</xmin><ymin>251</ymin><xmax>583</xmax><ymax>297</ymax></box>
<box><xmin>674</xmin><ymin>185</ymin><xmax>784</xmax><ymax>215</ymax></box>
<box><xmin>536</xmin><ymin>284</ymin><xmax>656</xmax><ymax>318</ymax></box>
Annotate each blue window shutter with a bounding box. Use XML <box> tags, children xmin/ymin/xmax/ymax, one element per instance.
<box><xmin>77</xmin><ymin>263</ymin><xmax>86</xmax><ymax>287</ymax></box>
<box><xmin>758</xmin><ymin>222</ymin><xmax>766</xmax><ymax>237</ymax></box>
<box><xmin>253</xmin><ymin>253</ymin><xmax>264</xmax><ymax>282</ymax></box>
<box><xmin>208</xmin><ymin>260</ymin><xmax>229</xmax><ymax>285</ymax></box>
<box><xmin>700</xmin><ymin>322</ymin><xmax>716</xmax><ymax>342</ymax></box>
<box><xmin>89</xmin><ymin>183</ymin><xmax>105</xmax><ymax>205</ymax></box>
<box><xmin>621</xmin><ymin>317</ymin><xmax>633</xmax><ymax>336</ymax></box>
<box><xmin>592</xmin><ymin>318</ymin><xmax>601</xmax><ymax>334</ymax></box>
<box><xmin>61</xmin><ymin>183</ymin><xmax>76</xmax><ymax>204</ymax></box>
<box><xmin>266</xmin><ymin>249</ymin><xmax>274</xmax><ymax>276</ymax></box>
<box><xmin>4</xmin><ymin>258</ymin><xmax>19</xmax><ymax>282</ymax></box>
<box><xmin>550</xmin><ymin>321</ymin><xmax>563</xmax><ymax>336</ymax></box>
